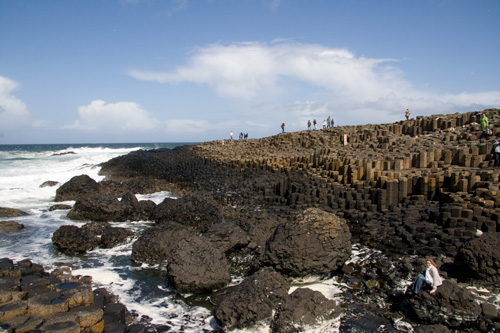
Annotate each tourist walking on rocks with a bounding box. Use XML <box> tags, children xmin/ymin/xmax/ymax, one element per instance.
<box><xmin>327</xmin><ymin>116</ymin><xmax>331</xmax><ymax>128</ymax></box>
<box><xmin>331</xmin><ymin>117</ymin><xmax>334</xmax><ymax>127</ymax></box>
<box><xmin>322</xmin><ymin>119</ymin><xmax>326</xmax><ymax>129</ymax></box>
<box><xmin>281</xmin><ymin>122</ymin><xmax>285</xmax><ymax>133</ymax></box>
<box><xmin>481</xmin><ymin>113</ymin><xmax>490</xmax><ymax>139</ymax></box>
<box><xmin>230</xmin><ymin>131</ymin><xmax>233</xmax><ymax>140</ymax></box>
<box><xmin>493</xmin><ymin>136</ymin><xmax>500</xmax><ymax>167</ymax></box>
<box><xmin>313</xmin><ymin>119</ymin><xmax>317</xmax><ymax>130</ymax></box>
<box><xmin>411</xmin><ymin>258</ymin><xmax>443</xmax><ymax>294</ymax></box>
<box><xmin>405</xmin><ymin>109</ymin><xmax>411</xmax><ymax>120</ymax></box>
<box><xmin>308</xmin><ymin>120</ymin><xmax>311</xmax><ymax>130</ymax></box>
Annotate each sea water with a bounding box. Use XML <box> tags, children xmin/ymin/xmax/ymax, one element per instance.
<box><xmin>0</xmin><ymin>143</ymin><xmax>219</xmax><ymax>331</ymax></box>
<box><xmin>0</xmin><ymin>143</ymin><xmax>388</xmax><ymax>332</ymax></box>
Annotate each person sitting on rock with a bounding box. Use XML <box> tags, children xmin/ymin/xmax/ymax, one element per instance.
<box><xmin>411</xmin><ymin>258</ymin><xmax>443</xmax><ymax>294</ymax></box>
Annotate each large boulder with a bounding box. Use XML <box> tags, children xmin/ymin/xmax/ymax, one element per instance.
<box><xmin>52</xmin><ymin>222</ymin><xmax>134</xmax><ymax>255</ymax></box>
<box><xmin>406</xmin><ymin>280</ymin><xmax>481</xmax><ymax>328</ymax></box>
<box><xmin>263</xmin><ymin>208</ymin><xmax>351</xmax><ymax>276</ymax></box>
<box><xmin>204</xmin><ymin>221</ymin><xmax>249</xmax><ymax>254</ymax></box>
<box><xmin>232</xmin><ymin>211</ymin><xmax>285</xmax><ymax>256</ymax></box>
<box><xmin>453</xmin><ymin>232</ymin><xmax>500</xmax><ymax>283</ymax></box>
<box><xmin>100</xmin><ymin>227</ymin><xmax>134</xmax><ymax>249</ymax></box>
<box><xmin>52</xmin><ymin>225</ymin><xmax>100</xmax><ymax>255</ymax></box>
<box><xmin>55</xmin><ymin>175</ymin><xmax>99</xmax><ymax>202</ymax></box>
<box><xmin>131</xmin><ymin>223</ymin><xmax>190</xmax><ymax>264</ymax></box>
<box><xmin>166</xmin><ymin>234</ymin><xmax>231</xmax><ymax>293</ymax></box>
<box><xmin>213</xmin><ymin>267</ymin><xmax>289</xmax><ymax>330</ymax></box>
<box><xmin>271</xmin><ymin>288</ymin><xmax>338</xmax><ymax>333</ymax></box>
<box><xmin>132</xmin><ymin>222</ymin><xmax>231</xmax><ymax>293</ymax></box>
<box><xmin>151</xmin><ymin>191</ymin><xmax>222</xmax><ymax>232</ymax></box>
<box><xmin>67</xmin><ymin>195</ymin><xmax>122</xmax><ymax>222</ymax></box>
<box><xmin>67</xmin><ymin>193</ymin><xmax>155</xmax><ymax>222</ymax></box>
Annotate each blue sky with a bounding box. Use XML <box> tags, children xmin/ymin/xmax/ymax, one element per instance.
<box><xmin>1</xmin><ymin>0</ymin><xmax>499</xmax><ymax>144</ymax></box>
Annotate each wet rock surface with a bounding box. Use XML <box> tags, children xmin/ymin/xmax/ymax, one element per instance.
<box><xmin>212</xmin><ymin>267</ymin><xmax>290</xmax><ymax>330</ymax></box>
<box><xmin>406</xmin><ymin>280</ymin><xmax>482</xmax><ymax>328</ymax></box>
<box><xmin>52</xmin><ymin>222</ymin><xmax>134</xmax><ymax>255</ymax></box>
<box><xmin>67</xmin><ymin>192</ymin><xmax>156</xmax><ymax>222</ymax></box>
<box><xmin>0</xmin><ymin>220</ymin><xmax>24</xmax><ymax>233</ymax></box>
<box><xmin>0</xmin><ymin>207</ymin><xmax>28</xmax><ymax>218</ymax></box>
<box><xmin>454</xmin><ymin>232</ymin><xmax>500</xmax><ymax>283</ymax></box>
<box><xmin>151</xmin><ymin>191</ymin><xmax>222</xmax><ymax>232</ymax></box>
<box><xmin>263</xmin><ymin>207</ymin><xmax>351</xmax><ymax>276</ymax></box>
<box><xmin>271</xmin><ymin>287</ymin><xmax>339</xmax><ymax>333</ymax></box>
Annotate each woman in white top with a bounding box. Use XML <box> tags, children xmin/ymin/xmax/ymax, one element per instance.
<box><xmin>411</xmin><ymin>258</ymin><xmax>443</xmax><ymax>294</ymax></box>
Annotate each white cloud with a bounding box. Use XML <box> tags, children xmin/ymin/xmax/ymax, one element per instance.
<box><xmin>0</xmin><ymin>76</ymin><xmax>31</xmax><ymax>129</ymax></box>
<box><xmin>128</xmin><ymin>40</ymin><xmax>500</xmax><ymax>127</ymax></box>
<box><xmin>128</xmin><ymin>41</ymin><xmax>408</xmax><ymax>101</ymax></box>
<box><xmin>67</xmin><ymin>100</ymin><xmax>163</xmax><ymax>132</ymax></box>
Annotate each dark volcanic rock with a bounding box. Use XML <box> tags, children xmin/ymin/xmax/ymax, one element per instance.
<box><xmin>52</xmin><ymin>222</ymin><xmax>134</xmax><ymax>255</ymax></box>
<box><xmin>67</xmin><ymin>193</ymin><xmax>155</xmax><ymax>222</ymax></box>
<box><xmin>166</xmin><ymin>234</ymin><xmax>231</xmax><ymax>293</ymax></box>
<box><xmin>55</xmin><ymin>175</ymin><xmax>99</xmax><ymax>202</ymax></box>
<box><xmin>271</xmin><ymin>287</ymin><xmax>338</xmax><ymax>333</ymax></box>
<box><xmin>233</xmin><ymin>211</ymin><xmax>285</xmax><ymax>257</ymax></box>
<box><xmin>263</xmin><ymin>208</ymin><xmax>352</xmax><ymax>277</ymax></box>
<box><xmin>131</xmin><ymin>223</ymin><xmax>190</xmax><ymax>264</ymax></box>
<box><xmin>151</xmin><ymin>191</ymin><xmax>222</xmax><ymax>232</ymax></box>
<box><xmin>204</xmin><ymin>221</ymin><xmax>249</xmax><ymax>254</ymax></box>
<box><xmin>52</xmin><ymin>225</ymin><xmax>100</xmax><ymax>255</ymax></box>
<box><xmin>453</xmin><ymin>232</ymin><xmax>500</xmax><ymax>283</ymax></box>
<box><xmin>406</xmin><ymin>280</ymin><xmax>481</xmax><ymax>328</ymax></box>
<box><xmin>0</xmin><ymin>220</ymin><xmax>24</xmax><ymax>233</ymax></box>
<box><xmin>132</xmin><ymin>221</ymin><xmax>231</xmax><ymax>293</ymax></box>
<box><xmin>67</xmin><ymin>195</ymin><xmax>123</xmax><ymax>222</ymax></box>
<box><xmin>100</xmin><ymin>227</ymin><xmax>134</xmax><ymax>249</ymax></box>
<box><xmin>213</xmin><ymin>267</ymin><xmax>289</xmax><ymax>330</ymax></box>
<box><xmin>0</xmin><ymin>207</ymin><xmax>28</xmax><ymax>218</ymax></box>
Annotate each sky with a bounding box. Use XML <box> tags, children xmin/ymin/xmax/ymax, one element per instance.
<box><xmin>1</xmin><ymin>0</ymin><xmax>499</xmax><ymax>144</ymax></box>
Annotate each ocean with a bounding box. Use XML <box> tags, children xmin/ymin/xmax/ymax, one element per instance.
<box><xmin>0</xmin><ymin>142</ymin><xmax>395</xmax><ymax>332</ymax></box>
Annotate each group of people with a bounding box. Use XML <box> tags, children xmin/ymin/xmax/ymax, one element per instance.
<box><xmin>229</xmin><ymin>131</ymin><xmax>249</xmax><ymax>140</ymax></box>
<box><xmin>307</xmin><ymin>117</ymin><xmax>334</xmax><ymax>131</ymax></box>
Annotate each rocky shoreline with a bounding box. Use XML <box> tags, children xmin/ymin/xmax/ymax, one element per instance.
<box><xmin>2</xmin><ymin>109</ymin><xmax>500</xmax><ymax>332</ymax></box>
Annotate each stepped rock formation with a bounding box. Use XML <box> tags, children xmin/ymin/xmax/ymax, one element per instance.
<box><xmin>100</xmin><ymin>109</ymin><xmax>500</xmax><ymax>260</ymax></box>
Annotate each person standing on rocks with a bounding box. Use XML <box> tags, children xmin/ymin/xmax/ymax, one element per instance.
<box><xmin>411</xmin><ymin>258</ymin><xmax>443</xmax><ymax>294</ymax></box>
<box><xmin>493</xmin><ymin>136</ymin><xmax>500</xmax><ymax>167</ymax></box>
<box><xmin>281</xmin><ymin>122</ymin><xmax>285</xmax><ymax>133</ymax></box>
<box><xmin>331</xmin><ymin>117</ymin><xmax>334</xmax><ymax>127</ymax></box>
<box><xmin>481</xmin><ymin>113</ymin><xmax>490</xmax><ymax>139</ymax></box>
<box><xmin>313</xmin><ymin>119</ymin><xmax>317</xmax><ymax>130</ymax></box>
<box><xmin>230</xmin><ymin>131</ymin><xmax>233</xmax><ymax>140</ymax></box>
<box><xmin>405</xmin><ymin>109</ymin><xmax>411</xmax><ymax>120</ymax></box>
<box><xmin>307</xmin><ymin>120</ymin><xmax>311</xmax><ymax>130</ymax></box>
